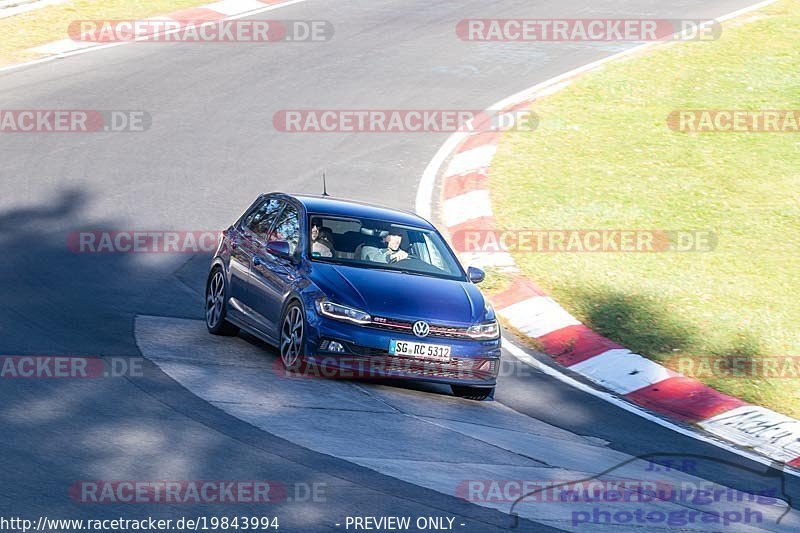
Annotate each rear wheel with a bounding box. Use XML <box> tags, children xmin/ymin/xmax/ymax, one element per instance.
<box><xmin>451</xmin><ymin>385</ymin><xmax>494</xmax><ymax>401</ymax></box>
<box><xmin>205</xmin><ymin>267</ymin><xmax>239</xmax><ymax>336</ymax></box>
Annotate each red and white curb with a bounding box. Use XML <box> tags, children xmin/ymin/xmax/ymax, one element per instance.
<box><xmin>28</xmin><ymin>0</ymin><xmax>304</xmax><ymax>56</ymax></box>
<box><xmin>418</xmin><ymin>0</ymin><xmax>800</xmax><ymax>471</ymax></box>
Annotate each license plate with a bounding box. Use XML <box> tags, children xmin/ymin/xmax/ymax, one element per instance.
<box><xmin>389</xmin><ymin>340</ymin><xmax>451</xmax><ymax>362</ymax></box>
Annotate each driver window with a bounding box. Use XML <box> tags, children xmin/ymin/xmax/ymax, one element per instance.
<box><xmin>271</xmin><ymin>203</ymin><xmax>301</xmax><ymax>254</ymax></box>
<box><xmin>244</xmin><ymin>199</ymin><xmax>283</xmax><ymax>241</ymax></box>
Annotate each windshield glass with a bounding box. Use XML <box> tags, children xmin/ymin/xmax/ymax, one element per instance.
<box><xmin>307</xmin><ymin>214</ymin><xmax>465</xmax><ymax>280</ymax></box>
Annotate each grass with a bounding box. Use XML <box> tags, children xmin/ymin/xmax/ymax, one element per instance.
<box><xmin>489</xmin><ymin>0</ymin><xmax>800</xmax><ymax>416</ymax></box>
<box><xmin>0</xmin><ymin>0</ymin><xmax>205</xmax><ymax>67</ymax></box>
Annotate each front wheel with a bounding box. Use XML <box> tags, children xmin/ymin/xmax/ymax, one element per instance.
<box><xmin>280</xmin><ymin>302</ymin><xmax>306</xmax><ymax>369</ymax></box>
<box><xmin>451</xmin><ymin>385</ymin><xmax>494</xmax><ymax>401</ymax></box>
<box><xmin>205</xmin><ymin>267</ymin><xmax>239</xmax><ymax>336</ymax></box>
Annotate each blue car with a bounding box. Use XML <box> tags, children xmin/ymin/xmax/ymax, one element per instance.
<box><xmin>205</xmin><ymin>193</ymin><xmax>501</xmax><ymax>400</ymax></box>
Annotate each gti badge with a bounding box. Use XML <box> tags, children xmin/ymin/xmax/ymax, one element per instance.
<box><xmin>412</xmin><ymin>321</ymin><xmax>430</xmax><ymax>338</ymax></box>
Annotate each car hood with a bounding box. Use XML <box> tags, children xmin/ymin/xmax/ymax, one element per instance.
<box><xmin>308</xmin><ymin>262</ymin><xmax>485</xmax><ymax>325</ymax></box>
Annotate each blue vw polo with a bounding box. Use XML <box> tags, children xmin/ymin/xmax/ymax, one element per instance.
<box><xmin>205</xmin><ymin>193</ymin><xmax>501</xmax><ymax>400</ymax></box>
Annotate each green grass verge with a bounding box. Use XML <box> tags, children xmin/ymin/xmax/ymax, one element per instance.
<box><xmin>490</xmin><ymin>0</ymin><xmax>800</xmax><ymax>417</ymax></box>
<box><xmin>0</xmin><ymin>0</ymin><xmax>207</xmax><ymax>67</ymax></box>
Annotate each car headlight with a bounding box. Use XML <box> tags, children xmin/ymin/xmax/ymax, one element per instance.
<box><xmin>466</xmin><ymin>320</ymin><xmax>500</xmax><ymax>340</ymax></box>
<box><xmin>316</xmin><ymin>299</ymin><xmax>372</xmax><ymax>325</ymax></box>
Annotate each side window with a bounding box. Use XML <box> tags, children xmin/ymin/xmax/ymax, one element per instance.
<box><xmin>271</xmin><ymin>203</ymin><xmax>301</xmax><ymax>254</ymax></box>
<box><xmin>243</xmin><ymin>198</ymin><xmax>283</xmax><ymax>240</ymax></box>
<box><xmin>423</xmin><ymin>233</ymin><xmax>445</xmax><ymax>269</ymax></box>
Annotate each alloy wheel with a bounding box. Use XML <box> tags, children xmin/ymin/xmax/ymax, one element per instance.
<box><xmin>206</xmin><ymin>271</ymin><xmax>225</xmax><ymax>329</ymax></box>
<box><xmin>280</xmin><ymin>305</ymin><xmax>304</xmax><ymax>368</ymax></box>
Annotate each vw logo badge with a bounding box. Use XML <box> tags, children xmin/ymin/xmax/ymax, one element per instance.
<box><xmin>412</xmin><ymin>321</ymin><xmax>430</xmax><ymax>338</ymax></box>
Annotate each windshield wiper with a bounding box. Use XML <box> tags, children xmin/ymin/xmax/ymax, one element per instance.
<box><xmin>398</xmin><ymin>270</ymin><xmax>427</xmax><ymax>276</ymax></box>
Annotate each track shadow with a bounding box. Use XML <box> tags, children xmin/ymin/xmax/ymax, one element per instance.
<box><xmin>560</xmin><ymin>286</ymin><xmax>781</xmax><ymax>396</ymax></box>
<box><xmin>563</xmin><ymin>287</ymin><xmax>698</xmax><ymax>358</ymax></box>
<box><xmin>0</xmin><ymin>188</ymin><xmax>533</xmax><ymax>531</ymax></box>
<box><xmin>0</xmin><ymin>187</ymin><xmax>204</xmax><ymax>355</ymax></box>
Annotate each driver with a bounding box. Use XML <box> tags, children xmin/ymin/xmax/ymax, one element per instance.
<box><xmin>379</xmin><ymin>232</ymin><xmax>409</xmax><ymax>263</ymax></box>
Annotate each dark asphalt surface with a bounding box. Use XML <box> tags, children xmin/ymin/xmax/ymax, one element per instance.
<box><xmin>0</xmin><ymin>0</ymin><xmax>792</xmax><ymax>531</ymax></box>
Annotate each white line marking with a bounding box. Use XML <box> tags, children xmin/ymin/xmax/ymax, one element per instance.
<box><xmin>502</xmin><ymin>338</ymin><xmax>800</xmax><ymax>478</ymax></box>
<box><xmin>30</xmin><ymin>39</ymin><xmax>99</xmax><ymax>55</ymax></box>
<box><xmin>0</xmin><ymin>0</ymin><xmax>308</xmax><ymax>75</ymax></box>
<box><xmin>206</xmin><ymin>0</ymin><xmax>267</xmax><ymax>16</ymax></box>
<box><xmin>0</xmin><ymin>0</ymin><xmax>67</xmax><ymax>20</ymax></box>
<box><xmin>417</xmin><ymin>0</ymin><xmax>782</xmax><ymax>218</ymax></box>
<box><xmin>415</xmin><ymin>0</ymin><xmax>797</xmax><ymax>474</ymax></box>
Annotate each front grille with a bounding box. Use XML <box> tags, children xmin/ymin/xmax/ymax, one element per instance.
<box><xmin>368</xmin><ymin>316</ymin><xmax>471</xmax><ymax>339</ymax></box>
<box><xmin>349</xmin><ymin>345</ymin><xmax>388</xmax><ymax>356</ymax></box>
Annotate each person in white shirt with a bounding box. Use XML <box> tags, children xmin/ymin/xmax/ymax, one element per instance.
<box><xmin>310</xmin><ymin>218</ymin><xmax>334</xmax><ymax>257</ymax></box>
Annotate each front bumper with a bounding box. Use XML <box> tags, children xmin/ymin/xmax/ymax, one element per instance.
<box><xmin>303</xmin><ymin>313</ymin><xmax>501</xmax><ymax>387</ymax></box>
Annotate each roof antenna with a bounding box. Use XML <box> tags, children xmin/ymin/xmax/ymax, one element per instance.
<box><xmin>322</xmin><ymin>172</ymin><xmax>330</xmax><ymax>197</ymax></box>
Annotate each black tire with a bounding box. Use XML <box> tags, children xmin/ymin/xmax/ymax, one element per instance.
<box><xmin>451</xmin><ymin>385</ymin><xmax>495</xmax><ymax>401</ymax></box>
<box><xmin>205</xmin><ymin>267</ymin><xmax>239</xmax><ymax>336</ymax></box>
<box><xmin>279</xmin><ymin>301</ymin><xmax>306</xmax><ymax>369</ymax></box>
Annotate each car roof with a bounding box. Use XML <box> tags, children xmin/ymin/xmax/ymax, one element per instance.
<box><xmin>271</xmin><ymin>193</ymin><xmax>436</xmax><ymax>230</ymax></box>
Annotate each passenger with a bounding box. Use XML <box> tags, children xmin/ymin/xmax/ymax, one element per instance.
<box><xmin>310</xmin><ymin>218</ymin><xmax>334</xmax><ymax>257</ymax></box>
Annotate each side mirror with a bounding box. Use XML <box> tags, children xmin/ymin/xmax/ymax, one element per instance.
<box><xmin>265</xmin><ymin>240</ymin><xmax>292</xmax><ymax>260</ymax></box>
<box><xmin>467</xmin><ymin>266</ymin><xmax>485</xmax><ymax>284</ymax></box>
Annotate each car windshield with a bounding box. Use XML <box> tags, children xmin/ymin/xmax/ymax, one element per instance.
<box><xmin>307</xmin><ymin>214</ymin><xmax>465</xmax><ymax>280</ymax></box>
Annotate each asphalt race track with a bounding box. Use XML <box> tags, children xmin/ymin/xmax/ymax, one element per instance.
<box><xmin>1</xmin><ymin>0</ymin><xmax>797</xmax><ymax>531</ymax></box>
